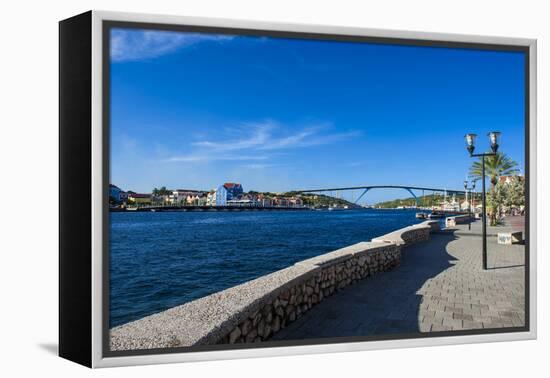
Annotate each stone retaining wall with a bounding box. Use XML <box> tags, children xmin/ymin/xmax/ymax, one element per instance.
<box><xmin>371</xmin><ymin>222</ymin><xmax>433</xmax><ymax>245</ymax></box>
<box><xmin>424</xmin><ymin>219</ymin><xmax>441</xmax><ymax>232</ymax></box>
<box><xmin>446</xmin><ymin>214</ymin><xmax>473</xmax><ymax>227</ymax></box>
<box><xmin>110</xmin><ymin>220</ymin><xmax>438</xmax><ymax>351</ymax></box>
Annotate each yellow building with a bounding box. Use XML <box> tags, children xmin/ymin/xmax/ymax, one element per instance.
<box><xmin>127</xmin><ymin>193</ymin><xmax>152</xmax><ymax>205</ymax></box>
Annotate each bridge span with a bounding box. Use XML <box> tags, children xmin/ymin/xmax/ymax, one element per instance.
<box><xmin>294</xmin><ymin>185</ymin><xmax>467</xmax><ymax>206</ymax></box>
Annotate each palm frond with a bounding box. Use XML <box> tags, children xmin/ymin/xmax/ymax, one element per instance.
<box><xmin>468</xmin><ymin>152</ymin><xmax>520</xmax><ymax>185</ymax></box>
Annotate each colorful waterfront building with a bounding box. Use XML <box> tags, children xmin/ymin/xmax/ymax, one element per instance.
<box><xmin>127</xmin><ymin>193</ymin><xmax>152</xmax><ymax>205</ymax></box>
<box><xmin>109</xmin><ymin>184</ymin><xmax>127</xmax><ymax>203</ymax></box>
<box><xmin>206</xmin><ymin>190</ymin><xmax>217</xmax><ymax>206</ymax></box>
<box><xmin>223</xmin><ymin>183</ymin><xmax>243</xmax><ymax>198</ymax></box>
<box><xmin>216</xmin><ymin>183</ymin><xmax>244</xmax><ymax>206</ymax></box>
<box><xmin>260</xmin><ymin>197</ymin><xmax>273</xmax><ymax>207</ymax></box>
<box><xmin>168</xmin><ymin>189</ymin><xmax>204</xmax><ymax>205</ymax></box>
<box><xmin>216</xmin><ymin>186</ymin><xmax>228</xmax><ymax>206</ymax></box>
<box><xmin>185</xmin><ymin>194</ymin><xmax>202</xmax><ymax>205</ymax></box>
<box><xmin>272</xmin><ymin>197</ymin><xmax>290</xmax><ymax>207</ymax></box>
<box><xmin>289</xmin><ymin>197</ymin><xmax>303</xmax><ymax>207</ymax></box>
<box><xmin>499</xmin><ymin>175</ymin><xmax>524</xmax><ymax>185</ymax></box>
<box><xmin>197</xmin><ymin>196</ymin><xmax>208</xmax><ymax>206</ymax></box>
<box><xmin>227</xmin><ymin>198</ymin><xmax>255</xmax><ymax>206</ymax></box>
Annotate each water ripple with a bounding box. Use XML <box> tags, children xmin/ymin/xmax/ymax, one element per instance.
<box><xmin>109</xmin><ymin>209</ymin><xmax>421</xmax><ymax>327</ymax></box>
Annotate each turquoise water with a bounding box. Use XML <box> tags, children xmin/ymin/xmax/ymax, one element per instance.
<box><xmin>109</xmin><ymin>209</ymin><xmax>421</xmax><ymax>327</ymax></box>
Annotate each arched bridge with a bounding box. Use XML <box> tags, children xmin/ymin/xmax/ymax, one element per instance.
<box><xmin>294</xmin><ymin>185</ymin><xmax>467</xmax><ymax>206</ymax></box>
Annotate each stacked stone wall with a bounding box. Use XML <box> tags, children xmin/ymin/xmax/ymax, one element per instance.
<box><xmin>221</xmin><ymin>243</ymin><xmax>400</xmax><ymax>344</ymax></box>
<box><xmin>110</xmin><ymin>221</ymin><xmax>436</xmax><ymax>350</ymax></box>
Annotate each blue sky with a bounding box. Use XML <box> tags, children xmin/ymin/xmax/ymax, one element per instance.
<box><xmin>110</xmin><ymin>28</ymin><xmax>525</xmax><ymax>203</ymax></box>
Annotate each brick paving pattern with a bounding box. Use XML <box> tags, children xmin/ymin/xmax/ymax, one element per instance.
<box><xmin>273</xmin><ymin>221</ymin><xmax>525</xmax><ymax>340</ymax></box>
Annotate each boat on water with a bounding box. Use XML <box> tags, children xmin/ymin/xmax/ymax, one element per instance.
<box><xmin>328</xmin><ymin>205</ymin><xmax>349</xmax><ymax>211</ymax></box>
<box><xmin>415</xmin><ymin>212</ymin><xmax>428</xmax><ymax>219</ymax></box>
<box><xmin>427</xmin><ymin>209</ymin><xmax>468</xmax><ymax>219</ymax></box>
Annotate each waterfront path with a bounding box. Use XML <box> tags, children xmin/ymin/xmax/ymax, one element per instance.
<box><xmin>273</xmin><ymin>221</ymin><xmax>525</xmax><ymax>339</ymax></box>
<box><xmin>505</xmin><ymin>214</ymin><xmax>526</xmax><ymax>233</ymax></box>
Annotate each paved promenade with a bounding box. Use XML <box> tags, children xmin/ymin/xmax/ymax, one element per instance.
<box><xmin>273</xmin><ymin>221</ymin><xmax>525</xmax><ymax>340</ymax></box>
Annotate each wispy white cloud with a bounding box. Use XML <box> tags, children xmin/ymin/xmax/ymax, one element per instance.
<box><xmin>259</xmin><ymin>128</ymin><xmax>361</xmax><ymax>150</ymax></box>
<box><xmin>240</xmin><ymin>163</ymin><xmax>282</xmax><ymax>170</ymax></box>
<box><xmin>191</xmin><ymin>122</ymin><xmax>273</xmax><ymax>151</ymax></box>
<box><xmin>189</xmin><ymin>120</ymin><xmax>360</xmax><ymax>152</ymax></box>
<box><xmin>164</xmin><ymin>154</ymin><xmax>268</xmax><ymax>163</ymax></box>
<box><xmin>163</xmin><ymin>120</ymin><xmax>361</xmax><ymax>163</ymax></box>
<box><xmin>258</xmin><ymin>128</ymin><xmax>316</xmax><ymax>150</ymax></box>
<box><xmin>111</xmin><ymin>29</ymin><xmax>234</xmax><ymax>62</ymax></box>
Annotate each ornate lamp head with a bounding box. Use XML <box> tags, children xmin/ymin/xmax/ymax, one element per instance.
<box><xmin>488</xmin><ymin>131</ymin><xmax>501</xmax><ymax>153</ymax></box>
<box><xmin>465</xmin><ymin>133</ymin><xmax>477</xmax><ymax>155</ymax></box>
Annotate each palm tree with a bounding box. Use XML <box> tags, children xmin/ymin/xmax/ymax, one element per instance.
<box><xmin>468</xmin><ymin>152</ymin><xmax>519</xmax><ymax>188</ymax></box>
<box><xmin>469</xmin><ymin>152</ymin><xmax>519</xmax><ymax>226</ymax></box>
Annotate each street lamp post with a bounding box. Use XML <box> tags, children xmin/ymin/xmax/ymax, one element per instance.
<box><xmin>464</xmin><ymin>131</ymin><xmax>501</xmax><ymax>271</ymax></box>
<box><xmin>463</xmin><ymin>180</ymin><xmax>476</xmax><ymax>231</ymax></box>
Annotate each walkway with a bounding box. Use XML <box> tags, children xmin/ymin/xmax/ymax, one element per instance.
<box><xmin>273</xmin><ymin>222</ymin><xmax>525</xmax><ymax>340</ymax></box>
<box><xmin>505</xmin><ymin>215</ymin><xmax>525</xmax><ymax>233</ymax></box>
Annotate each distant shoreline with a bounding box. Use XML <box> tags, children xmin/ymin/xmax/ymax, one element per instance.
<box><xmin>110</xmin><ymin>205</ymin><xmax>313</xmax><ymax>213</ymax></box>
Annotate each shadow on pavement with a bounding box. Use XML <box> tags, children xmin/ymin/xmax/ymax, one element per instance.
<box><xmin>488</xmin><ymin>264</ymin><xmax>525</xmax><ymax>270</ymax></box>
<box><xmin>273</xmin><ymin>231</ymin><xmax>459</xmax><ymax>340</ymax></box>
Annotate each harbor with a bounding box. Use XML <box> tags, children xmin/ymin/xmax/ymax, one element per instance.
<box><xmin>110</xmin><ymin>205</ymin><xmax>311</xmax><ymax>212</ymax></box>
<box><xmin>97</xmin><ymin>19</ymin><xmax>531</xmax><ymax>358</ymax></box>
<box><xmin>109</xmin><ymin>208</ymin><xmax>425</xmax><ymax>327</ymax></box>
<box><xmin>110</xmin><ymin>216</ymin><xmax>525</xmax><ymax>349</ymax></box>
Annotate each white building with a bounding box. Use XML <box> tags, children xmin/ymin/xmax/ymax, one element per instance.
<box><xmin>216</xmin><ymin>185</ymin><xmax>228</xmax><ymax>206</ymax></box>
<box><xmin>169</xmin><ymin>190</ymin><xmax>187</xmax><ymax>205</ymax></box>
<box><xmin>227</xmin><ymin>199</ymin><xmax>256</xmax><ymax>207</ymax></box>
<box><xmin>170</xmin><ymin>189</ymin><xmax>202</xmax><ymax>205</ymax></box>
<box><xmin>206</xmin><ymin>191</ymin><xmax>217</xmax><ymax>206</ymax></box>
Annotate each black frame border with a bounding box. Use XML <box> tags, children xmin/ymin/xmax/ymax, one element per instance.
<box><xmin>101</xmin><ymin>19</ymin><xmax>531</xmax><ymax>359</ymax></box>
<box><xmin>59</xmin><ymin>11</ymin><xmax>93</xmax><ymax>367</ymax></box>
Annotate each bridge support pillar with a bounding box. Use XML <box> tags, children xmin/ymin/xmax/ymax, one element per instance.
<box><xmin>405</xmin><ymin>188</ymin><xmax>419</xmax><ymax>207</ymax></box>
<box><xmin>354</xmin><ymin>188</ymin><xmax>370</xmax><ymax>205</ymax></box>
